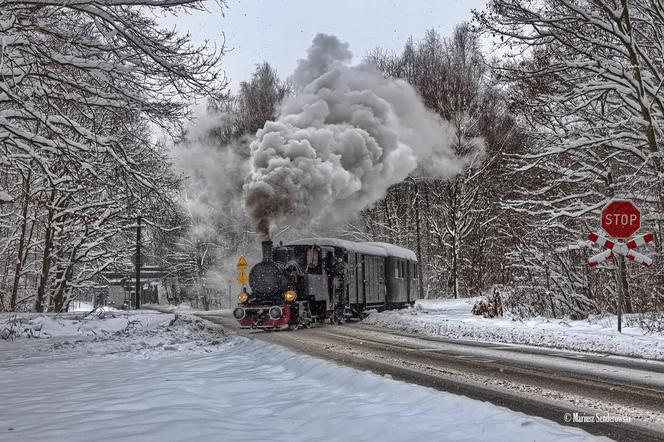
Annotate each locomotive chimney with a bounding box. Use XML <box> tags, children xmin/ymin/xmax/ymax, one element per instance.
<box><xmin>261</xmin><ymin>240</ymin><xmax>273</xmax><ymax>262</ymax></box>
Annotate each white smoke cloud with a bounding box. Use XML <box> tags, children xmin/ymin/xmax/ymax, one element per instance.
<box><xmin>171</xmin><ymin>106</ymin><xmax>258</xmax><ymax>294</ymax></box>
<box><xmin>244</xmin><ymin>33</ymin><xmax>471</xmax><ymax>238</ymax></box>
<box><xmin>173</xmin><ymin>108</ymin><xmax>250</xmax><ymax>241</ymax></box>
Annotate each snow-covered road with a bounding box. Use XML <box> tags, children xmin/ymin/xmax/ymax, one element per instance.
<box><xmin>364</xmin><ymin>298</ymin><xmax>664</xmax><ymax>360</ymax></box>
<box><xmin>199</xmin><ymin>308</ymin><xmax>664</xmax><ymax>441</ymax></box>
<box><xmin>0</xmin><ymin>310</ymin><xmax>605</xmax><ymax>442</ymax></box>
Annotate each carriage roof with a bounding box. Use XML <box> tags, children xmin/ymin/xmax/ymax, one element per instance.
<box><xmin>285</xmin><ymin>238</ymin><xmax>417</xmax><ymax>262</ymax></box>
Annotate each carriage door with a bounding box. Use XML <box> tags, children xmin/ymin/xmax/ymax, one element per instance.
<box><xmin>359</xmin><ymin>254</ymin><xmax>366</xmax><ymax>306</ymax></box>
<box><xmin>378</xmin><ymin>258</ymin><xmax>386</xmax><ymax>306</ymax></box>
<box><xmin>406</xmin><ymin>261</ymin><xmax>411</xmax><ymax>303</ymax></box>
<box><xmin>366</xmin><ymin>256</ymin><xmax>375</xmax><ymax>304</ymax></box>
<box><xmin>347</xmin><ymin>253</ymin><xmax>356</xmax><ymax>305</ymax></box>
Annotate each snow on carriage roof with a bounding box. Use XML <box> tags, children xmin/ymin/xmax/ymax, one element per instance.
<box><xmin>285</xmin><ymin>238</ymin><xmax>417</xmax><ymax>261</ymax></box>
<box><xmin>286</xmin><ymin>238</ymin><xmax>386</xmax><ymax>256</ymax></box>
<box><xmin>361</xmin><ymin>242</ymin><xmax>418</xmax><ymax>261</ymax></box>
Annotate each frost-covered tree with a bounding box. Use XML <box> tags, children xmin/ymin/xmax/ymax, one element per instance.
<box><xmin>0</xmin><ymin>0</ymin><xmax>226</xmax><ymax>311</ymax></box>
<box><xmin>363</xmin><ymin>25</ymin><xmax>522</xmax><ymax>298</ymax></box>
<box><xmin>474</xmin><ymin>0</ymin><xmax>664</xmax><ymax>318</ymax></box>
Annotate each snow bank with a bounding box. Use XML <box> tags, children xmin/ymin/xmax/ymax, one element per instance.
<box><xmin>142</xmin><ymin>303</ymin><xmax>231</xmax><ymax>316</ymax></box>
<box><xmin>67</xmin><ymin>301</ymin><xmax>115</xmax><ymax>312</ymax></box>
<box><xmin>0</xmin><ymin>309</ymin><xmax>168</xmax><ymax>340</ymax></box>
<box><xmin>364</xmin><ymin>297</ymin><xmax>664</xmax><ymax>360</ymax></box>
<box><xmin>0</xmin><ymin>312</ymin><xmax>603</xmax><ymax>441</ymax></box>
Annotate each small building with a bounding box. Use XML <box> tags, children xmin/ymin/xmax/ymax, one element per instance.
<box><xmin>100</xmin><ymin>265</ymin><xmax>168</xmax><ymax>308</ymax></box>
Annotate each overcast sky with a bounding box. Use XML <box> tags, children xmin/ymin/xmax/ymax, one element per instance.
<box><xmin>162</xmin><ymin>0</ymin><xmax>488</xmax><ymax>91</ymax></box>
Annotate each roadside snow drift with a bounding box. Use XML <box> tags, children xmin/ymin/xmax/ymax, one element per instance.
<box><xmin>0</xmin><ymin>311</ymin><xmax>605</xmax><ymax>441</ymax></box>
<box><xmin>364</xmin><ymin>298</ymin><xmax>664</xmax><ymax>360</ymax></box>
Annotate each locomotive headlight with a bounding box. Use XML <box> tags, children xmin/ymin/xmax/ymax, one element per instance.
<box><xmin>283</xmin><ymin>290</ymin><xmax>297</xmax><ymax>302</ymax></box>
<box><xmin>237</xmin><ymin>292</ymin><xmax>249</xmax><ymax>303</ymax></box>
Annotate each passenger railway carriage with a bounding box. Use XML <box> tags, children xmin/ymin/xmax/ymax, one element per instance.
<box><xmin>233</xmin><ymin>238</ymin><xmax>420</xmax><ymax>330</ymax></box>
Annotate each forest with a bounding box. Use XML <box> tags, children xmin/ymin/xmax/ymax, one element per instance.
<box><xmin>1</xmin><ymin>0</ymin><xmax>662</xmax><ymax>329</ymax></box>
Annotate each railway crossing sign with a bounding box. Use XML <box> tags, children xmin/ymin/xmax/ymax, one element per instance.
<box><xmin>586</xmin><ymin>199</ymin><xmax>654</xmax><ymax>333</ymax></box>
<box><xmin>587</xmin><ymin>232</ymin><xmax>653</xmax><ymax>267</ymax></box>
<box><xmin>236</xmin><ymin>256</ymin><xmax>249</xmax><ymax>285</ymax></box>
<box><xmin>601</xmin><ymin>200</ymin><xmax>641</xmax><ymax>238</ymax></box>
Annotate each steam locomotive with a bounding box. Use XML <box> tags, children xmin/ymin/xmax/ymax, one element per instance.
<box><xmin>233</xmin><ymin>238</ymin><xmax>420</xmax><ymax>330</ymax></box>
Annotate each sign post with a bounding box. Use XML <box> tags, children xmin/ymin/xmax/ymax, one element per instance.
<box><xmin>616</xmin><ymin>254</ymin><xmax>624</xmax><ymax>333</ymax></box>
<box><xmin>227</xmin><ymin>278</ymin><xmax>232</xmax><ymax>309</ymax></box>
<box><xmin>586</xmin><ymin>200</ymin><xmax>653</xmax><ymax>333</ymax></box>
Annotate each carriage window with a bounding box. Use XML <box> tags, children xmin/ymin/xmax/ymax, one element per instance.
<box><xmin>305</xmin><ymin>247</ymin><xmax>321</xmax><ymax>274</ymax></box>
<box><xmin>396</xmin><ymin>260</ymin><xmax>405</xmax><ymax>279</ymax></box>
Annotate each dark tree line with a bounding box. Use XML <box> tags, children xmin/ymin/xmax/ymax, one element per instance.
<box><xmin>356</xmin><ymin>25</ymin><xmax>524</xmax><ymax>300</ymax></box>
<box><xmin>471</xmin><ymin>0</ymin><xmax>664</xmax><ymax>324</ymax></box>
<box><xmin>350</xmin><ymin>9</ymin><xmax>662</xmax><ymax>325</ymax></box>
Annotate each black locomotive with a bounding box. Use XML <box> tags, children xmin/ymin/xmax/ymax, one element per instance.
<box><xmin>233</xmin><ymin>238</ymin><xmax>420</xmax><ymax>330</ymax></box>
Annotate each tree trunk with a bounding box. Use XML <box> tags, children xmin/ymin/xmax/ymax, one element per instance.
<box><xmin>10</xmin><ymin>170</ymin><xmax>32</xmax><ymax>311</ymax></box>
<box><xmin>35</xmin><ymin>204</ymin><xmax>55</xmax><ymax>313</ymax></box>
<box><xmin>51</xmin><ymin>263</ymin><xmax>74</xmax><ymax>312</ymax></box>
<box><xmin>413</xmin><ymin>179</ymin><xmax>424</xmax><ymax>299</ymax></box>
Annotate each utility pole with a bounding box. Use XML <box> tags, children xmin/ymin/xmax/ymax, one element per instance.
<box><xmin>135</xmin><ymin>215</ymin><xmax>141</xmax><ymax>309</ymax></box>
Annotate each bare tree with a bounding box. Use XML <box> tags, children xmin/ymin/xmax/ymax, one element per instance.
<box><xmin>363</xmin><ymin>25</ymin><xmax>522</xmax><ymax>298</ymax></box>
<box><xmin>474</xmin><ymin>0</ymin><xmax>664</xmax><ymax>318</ymax></box>
<box><xmin>0</xmin><ymin>0</ymin><xmax>227</xmax><ymax>311</ymax></box>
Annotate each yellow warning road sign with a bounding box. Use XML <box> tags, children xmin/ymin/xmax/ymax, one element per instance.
<box><xmin>237</xmin><ymin>270</ymin><xmax>248</xmax><ymax>285</ymax></box>
<box><xmin>236</xmin><ymin>255</ymin><xmax>248</xmax><ymax>271</ymax></box>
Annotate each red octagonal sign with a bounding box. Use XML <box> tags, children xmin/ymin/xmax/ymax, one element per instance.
<box><xmin>601</xmin><ymin>200</ymin><xmax>640</xmax><ymax>239</ymax></box>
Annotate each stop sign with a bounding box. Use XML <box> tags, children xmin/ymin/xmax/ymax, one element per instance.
<box><xmin>601</xmin><ymin>200</ymin><xmax>640</xmax><ymax>238</ymax></box>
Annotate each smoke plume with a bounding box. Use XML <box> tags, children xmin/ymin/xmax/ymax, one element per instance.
<box><xmin>244</xmin><ymin>34</ymin><xmax>470</xmax><ymax>238</ymax></box>
<box><xmin>171</xmin><ymin>107</ymin><xmax>257</xmax><ymax>292</ymax></box>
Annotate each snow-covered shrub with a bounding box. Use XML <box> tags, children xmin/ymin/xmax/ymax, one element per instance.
<box><xmin>471</xmin><ymin>289</ymin><xmax>504</xmax><ymax>318</ymax></box>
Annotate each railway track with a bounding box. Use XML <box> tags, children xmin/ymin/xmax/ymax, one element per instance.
<box><xmin>198</xmin><ymin>312</ymin><xmax>664</xmax><ymax>442</ymax></box>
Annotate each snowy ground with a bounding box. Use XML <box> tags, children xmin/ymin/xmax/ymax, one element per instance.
<box><xmin>0</xmin><ymin>310</ymin><xmax>607</xmax><ymax>441</ymax></box>
<box><xmin>364</xmin><ymin>298</ymin><xmax>664</xmax><ymax>360</ymax></box>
